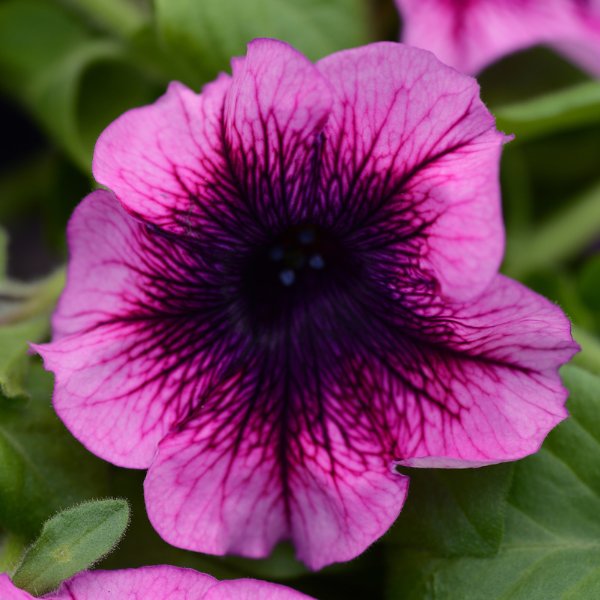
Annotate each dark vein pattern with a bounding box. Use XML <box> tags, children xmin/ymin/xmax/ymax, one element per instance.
<box><xmin>37</xmin><ymin>40</ymin><xmax>579</xmax><ymax>569</ymax></box>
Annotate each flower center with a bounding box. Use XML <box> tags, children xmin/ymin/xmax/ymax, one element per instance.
<box><xmin>240</xmin><ymin>224</ymin><xmax>363</xmax><ymax>336</ymax></box>
<box><xmin>268</xmin><ymin>224</ymin><xmax>335</xmax><ymax>286</ymax></box>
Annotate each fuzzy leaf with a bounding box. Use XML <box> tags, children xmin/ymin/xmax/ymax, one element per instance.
<box><xmin>11</xmin><ymin>499</ymin><xmax>130</xmax><ymax>596</ymax></box>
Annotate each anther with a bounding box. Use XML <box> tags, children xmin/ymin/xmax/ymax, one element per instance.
<box><xmin>309</xmin><ymin>254</ymin><xmax>325</xmax><ymax>269</ymax></box>
<box><xmin>279</xmin><ymin>269</ymin><xmax>296</xmax><ymax>286</ymax></box>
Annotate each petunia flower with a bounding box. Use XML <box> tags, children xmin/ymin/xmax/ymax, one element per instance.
<box><xmin>394</xmin><ymin>0</ymin><xmax>600</xmax><ymax>75</ymax></box>
<box><xmin>0</xmin><ymin>566</ymin><xmax>314</xmax><ymax>599</ymax></box>
<box><xmin>35</xmin><ymin>39</ymin><xmax>578</xmax><ymax>570</ymax></box>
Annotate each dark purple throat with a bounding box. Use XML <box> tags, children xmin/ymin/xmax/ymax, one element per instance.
<box><xmin>240</xmin><ymin>224</ymin><xmax>366</xmax><ymax>336</ymax></box>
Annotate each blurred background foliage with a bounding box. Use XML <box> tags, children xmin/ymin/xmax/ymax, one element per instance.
<box><xmin>1</xmin><ymin>0</ymin><xmax>600</xmax><ymax>599</ymax></box>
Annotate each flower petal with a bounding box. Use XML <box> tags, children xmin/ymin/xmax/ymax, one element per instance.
<box><xmin>204</xmin><ymin>579</ymin><xmax>314</xmax><ymax>600</ymax></box>
<box><xmin>44</xmin><ymin>190</ymin><xmax>141</xmax><ymax>342</ymax></box>
<box><xmin>223</xmin><ymin>38</ymin><xmax>332</xmax><ymax>230</ymax></box>
<box><xmin>316</xmin><ymin>42</ymin><xmax>507</xmax><ymax>303</ymax></box>
<box><xmin>395</xmin><ymin>0</ymin><xmax>600</xmax><ymax>75</ymax></box>
<box><xmin>93</xmin><ymin>39</ymin><xmax>332</xmax><ymax>240</ymax></box>
<box><xmin>144</xmin><ymin>355</ymin><xmax>409</xmax><ymax>570</ymax></box>
<box><xmin>51</xmin><ymin>567</ymin><xmax>217</xmax><ymax>600</ymax></box>
<box><xmin>35</xmin><ymin>191</ymin><xmax>219</xmax><ymax>468</ymax></box>
<box><xmin>92</xmin><ymin>73</ymin><xmax>233</xmax><ymax>234</ymax></box>
<box><xmin>394</xmin><ymin>274</ymin><xmax>579</xmax><ymax>468</ymax></box>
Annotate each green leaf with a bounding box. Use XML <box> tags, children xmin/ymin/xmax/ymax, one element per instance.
<box><xmin>62</xmin><ymin>0</ymin><xmax>150</xmax><ymax>39</ymax></box>
<box><xmin>494</xmin><ymin>80</ymin><xmax>600</xmax><ymax>142</ymax></box>
<box><xmin>0</xmin><ymin>363</ymin><xmax>109</xmax><ymax>538</ymax></box>
<box><xmin>387</xmin><ymin>365</ymin><xmax>600</xmax><ymax>600</ymax></box>
<box><xmin>503</xmin><ymin>180</ymin><xmax>600</xmax><ymax>279</ymax></box>
<box><xmin>155</xmin><ymin>0</ymin><xmax>371</xmax><ymax>85</ymax></box>
<box><xmin>386</xmin><ymin>464</ymin><xmax>513</xmax><ymax>557</ymax></box>
<box><xmin>0</xmin><ymin>317</ymin><xmax>49</xmax><ymax>403</ymax></box>
<box><xmin>0</xmin><ymin>0</ymin><xmax>161</xmax><ymax>171</ymax></box>
<box><xmin>11</xmin><ymin>499</ymin><xmax>130</xmax><ymax>596</ymax></box>
<box><xmin>0</xmin><ymin>0</ymin><xmax>88</xmax><ymax>92</ymax></box>
<box><xmin>28</xmin><ymin>38</ymin><xmax>160</xmax><ymax>171</ymax></box>
<box><xmin>0</xmin><ymin>268</ymin><xmax>66</xmax><ymax>404</ymax></box>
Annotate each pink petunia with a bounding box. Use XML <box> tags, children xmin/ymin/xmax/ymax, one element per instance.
<box><xmin>35</xmin><ymin>39</ymin><xmax>578</xmax><ymax>569</ymax></box>
<box><xmin>0</xmin><ymin>567</ymin><xmax>314</xmax><ymax>599</ymax></box>
<box><xmin>395</xmin><ymin>0</ymin><xmax>600</xmax><ymax>75</ymax></box>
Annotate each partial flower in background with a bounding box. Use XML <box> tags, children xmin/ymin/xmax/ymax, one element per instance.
<box><xmin>35</xmin><ymin>39</ymin><xmax>578</xmax><ymax>570</ymax></box>
<box><xmin>0</xmin><ymin>566</ymin><xmax>314</xmax><ymax>599</ymax></box>
<box><xmin>395</xmin><ymin>0</ymin><xmax>600</xmax><ymax>75</ymax></box>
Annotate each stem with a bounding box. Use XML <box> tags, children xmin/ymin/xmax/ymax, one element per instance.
<box><xmin>65</xmin><ymin>0</ymin><xmax>149</xmax><ymax>38</ymax></box>
<box><xmin>503</xmin><ymin>180</ymin><xmax>600</xmax><ymax>280</ymax></box>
